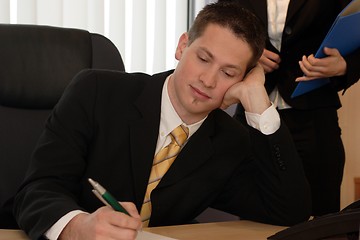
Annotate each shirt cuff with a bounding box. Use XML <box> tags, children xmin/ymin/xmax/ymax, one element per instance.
<box><xmin>245</xmin><ymin>103</ymin><xmax>280</xmax><ymax>135</ymax></box>
<box><xmin>44</xmin><ymin>210</ymin><xmax>88</xmax><ymax>240</ymax></box>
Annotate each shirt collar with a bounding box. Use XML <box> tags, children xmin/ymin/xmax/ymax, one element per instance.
<box><xmin>160</xmin><ymin>75</ymin><xmax>206</xmax><ymax>139</ymax></box>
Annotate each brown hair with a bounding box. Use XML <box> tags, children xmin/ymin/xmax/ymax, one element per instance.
<box><xmin>188</xmin><ymin>1</ymin><xmax>266</xmax><ymax>70</ymax></box>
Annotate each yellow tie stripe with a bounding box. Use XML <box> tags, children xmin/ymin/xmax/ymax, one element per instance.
<box><xmin>140</xmin><ymin>125</ymin><xmax>189</xmax><ymax>227</ymax></box>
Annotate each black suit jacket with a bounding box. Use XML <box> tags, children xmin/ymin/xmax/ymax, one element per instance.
<box><xmin>14</xmin><ymin>69</ymin><xmax>311</xmax><ymax>239</ymax></box>
<box><xmin>228</xmin><ymin>0</ymin><xmax>360</xmax><ymax>109</ymax></box>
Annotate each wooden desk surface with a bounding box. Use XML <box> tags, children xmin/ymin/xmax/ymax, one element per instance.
<box><xmin>0</xmin><ymin>220</ymin><xmax>287</xmax><ymax>240</ymax></box>
<box><xmin>146</xmin><ymin>220</ymin><xmax>287</xmax><ymax>240</ymax></box>
<box><xmin>0</xmin><ymin>229</ymin><xmax>29</xmax><ymax>240</ymax></box>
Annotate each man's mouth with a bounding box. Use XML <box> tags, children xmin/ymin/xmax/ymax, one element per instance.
<box><xmin>190</xmin><ymin>85</ymin><xmax>211</xmax><ymax>100</ymax></box>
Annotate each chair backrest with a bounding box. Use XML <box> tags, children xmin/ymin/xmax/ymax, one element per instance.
<box><xmin>0</xmin><ymin>24</ymin><xmax>125</xmax><ymax>228</ymax></box>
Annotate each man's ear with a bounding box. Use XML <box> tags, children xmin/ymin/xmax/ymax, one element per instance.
<box><xmin>175</xmin><ymin>33</ymin><xmax>189</xmax><ymax>60</ymax></box>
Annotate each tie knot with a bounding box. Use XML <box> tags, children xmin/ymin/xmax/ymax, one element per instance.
<box><xmin>170</xmin><ymin>125</ymin><xmax>189</xmax><ymax>147</ymax></box>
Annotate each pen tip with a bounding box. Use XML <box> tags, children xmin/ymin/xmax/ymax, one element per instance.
<box><xmin>88</xmin><ymin>178</ymin><xmax>95</xmax><ymax>185</ymax></box>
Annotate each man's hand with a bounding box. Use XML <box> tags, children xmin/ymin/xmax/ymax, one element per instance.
<box><xmin>221</xmin><ymin>63</ymin><xmax>271</xmax><ymax>114</ymax></box>
<box><xmin>296</xmin><ymin>47</ymin><xmax>347</xmax><ymax>81</ymax></box>
<box><xmin>59</xmin><ymin>202</ymin><xmax>142</xmax><ymax>240</ymax></box>
<box><xmin>259</xmin><ymin>49</ymin><xmax>281</xmax><ymax>73</ymax></box>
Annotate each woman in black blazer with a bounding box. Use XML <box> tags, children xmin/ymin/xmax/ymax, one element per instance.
<box><xmin>224</xmin><ymin>0</ymin><xmax>360</xmax><ymax>216</ymax></box>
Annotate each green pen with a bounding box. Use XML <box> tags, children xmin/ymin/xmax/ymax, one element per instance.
<box><xmin>88</xmin><ymin>178</ymin><xmax>130</xmax><ymax>215</ymax></box>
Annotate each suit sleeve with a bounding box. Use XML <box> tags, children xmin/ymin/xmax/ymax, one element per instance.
<box><xmin>13</xmin><ymin>69</ymin><xmax>98</xmax><ymax>239</ymax></box>
<box><xmin>338</xmin><ymin>47</ymin><xmax>360</xmax><ymax>93</ymax></box>
<box><xmin>213</xmin><ymin>120</ymin><xmax>312</xmax><ymax>226</ymax></box>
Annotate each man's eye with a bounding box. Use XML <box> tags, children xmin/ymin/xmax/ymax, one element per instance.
<box><xmin>222</xmin><ymin>70</ymin><xmax>234</xmax><ymax>78</ymax></box>
<box><xmin>198</xmin><ymin>56</ymin><xmax>208</xmax><ymax>62</ymax></box>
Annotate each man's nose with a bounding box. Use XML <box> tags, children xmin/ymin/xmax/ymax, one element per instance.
<box><xmin>200</xmin><ymin>68</ymin><xmax>217</xmax><ymax>88</ymax></box>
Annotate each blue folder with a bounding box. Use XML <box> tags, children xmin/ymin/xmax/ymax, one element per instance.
<box><xmin>291</xmin><ymin>0</ymin><xmax>360</xmax><ymax>98</ymax></box>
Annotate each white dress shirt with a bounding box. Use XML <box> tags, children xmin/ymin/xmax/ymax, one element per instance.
<box><xmin>267</xmin><ymin>0</ymin><xmax>292</xmax><ymax>109</ymax></box>
<box><xmin>45</xmin><ymin>74</ymin><xmax>280</xmax><ymax>239</ymax></box>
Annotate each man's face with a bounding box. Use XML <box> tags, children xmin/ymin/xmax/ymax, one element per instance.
<box><xmin>168</xmin><ymin>23</ymin><xmax>253</xmax><ymax>124</ymax></box>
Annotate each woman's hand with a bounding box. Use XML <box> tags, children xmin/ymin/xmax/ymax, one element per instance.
<box><xmin>296</xmin><ymin>47</ymin><xmax>347</xmax><ymax>82</ymax></box>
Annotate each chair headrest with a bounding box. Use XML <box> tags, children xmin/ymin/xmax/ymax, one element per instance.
<box><xmin>0</xmin><ymin>24</ymin><xmax>92</xmax><ymax>109</ymax></box>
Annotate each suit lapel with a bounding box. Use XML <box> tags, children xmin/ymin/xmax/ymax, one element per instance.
<box><xmin>129</xmin><ymin>71</ymin><xmax>172</xmax><ymax>207</ymax></box>
<box><xmin>286</xmin><ymin>0</ymin><xmax>306</xmax><ymax>23</ymax></box>
<box><xmin>249</xmin><ymin>0</ymin><xmax>268</xmax><ymax>28</ymax></box>
<box><xmin>157</xmin><ymin>113</ymin><xmax>216</xmax><ymax>189</ymax></box>
<box><xmin>249</xmin><ymin>0</ymin><xmax>306</xmax><ymax>28</ymax></box>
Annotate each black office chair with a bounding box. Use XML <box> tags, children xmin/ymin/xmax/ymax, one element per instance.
<box><xmin>0</xmin><ymin>24</ymin><xmax>125</xmax><ymax>228</ymax></box>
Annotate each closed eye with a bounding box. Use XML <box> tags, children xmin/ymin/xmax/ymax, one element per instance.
<box><xmin>221</xmin><ymin>69</ymin><xmax>235</xmax><ymax>78</ymax></box>
<box><xmin>198</xmin><ymin>55</ymin><xmax>208</xmax><ymax>63</ymax></box>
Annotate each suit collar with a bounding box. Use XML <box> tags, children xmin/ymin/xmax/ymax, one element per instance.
<box><xmin>156</xmin><ymin>111</ymin><xmax>217</xmax><ymax>189</ymax></box>
<box><xmin>249</xmin><ymin>0</ymin><xmax>268</xmax><ymax>29</ymax></box>
<box><xmin>286</xmin><ymin>0</ymin><xmax>306</xmax><ymax>23</ymax></box>
<box><xmin>129</xmin><ymin>70</ymin><xmax>173</xmax><ymax>207</ymax></box>
<box><xmin>249</xmin><ymin>0</ymin><xmax>307</xmax><ymax>28</ymax></box>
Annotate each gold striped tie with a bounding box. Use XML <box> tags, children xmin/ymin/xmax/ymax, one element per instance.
<box><xmin>140</xmin><ymin>125</ymin><xmax>189</xmax><ymax>227</ymax></box>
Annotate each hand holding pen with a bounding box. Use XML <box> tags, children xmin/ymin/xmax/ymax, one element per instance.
<box><xmin>88</xmin><ymin>178</ymin><xmax>130</xmax><ymax>215</ymax></box>
<box><xmin>60</xmin><ymin>178</ymin><xmax>142</xmax><ymax>239</ymax></box>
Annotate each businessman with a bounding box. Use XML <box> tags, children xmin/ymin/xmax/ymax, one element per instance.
<box><xmin>14</xmin><ymin>2</ymin><xmax>311</xmax><ymax>239</ymax></box>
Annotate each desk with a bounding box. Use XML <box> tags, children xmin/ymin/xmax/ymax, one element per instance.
<box><xmin>146</xmin><ymin>221</ymin><xmax>287</xmax><ymax>240</ymax></box>
<box><xmin>0</xmin><ymin>220</ymin><xmax>287</xmax><ymax>240</ymax></box>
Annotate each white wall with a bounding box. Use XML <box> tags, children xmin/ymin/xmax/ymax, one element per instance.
<box><xmin>339</xmin><ymin>81</ymin><xmax>360</xmax><ymax>208</ymax></box>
